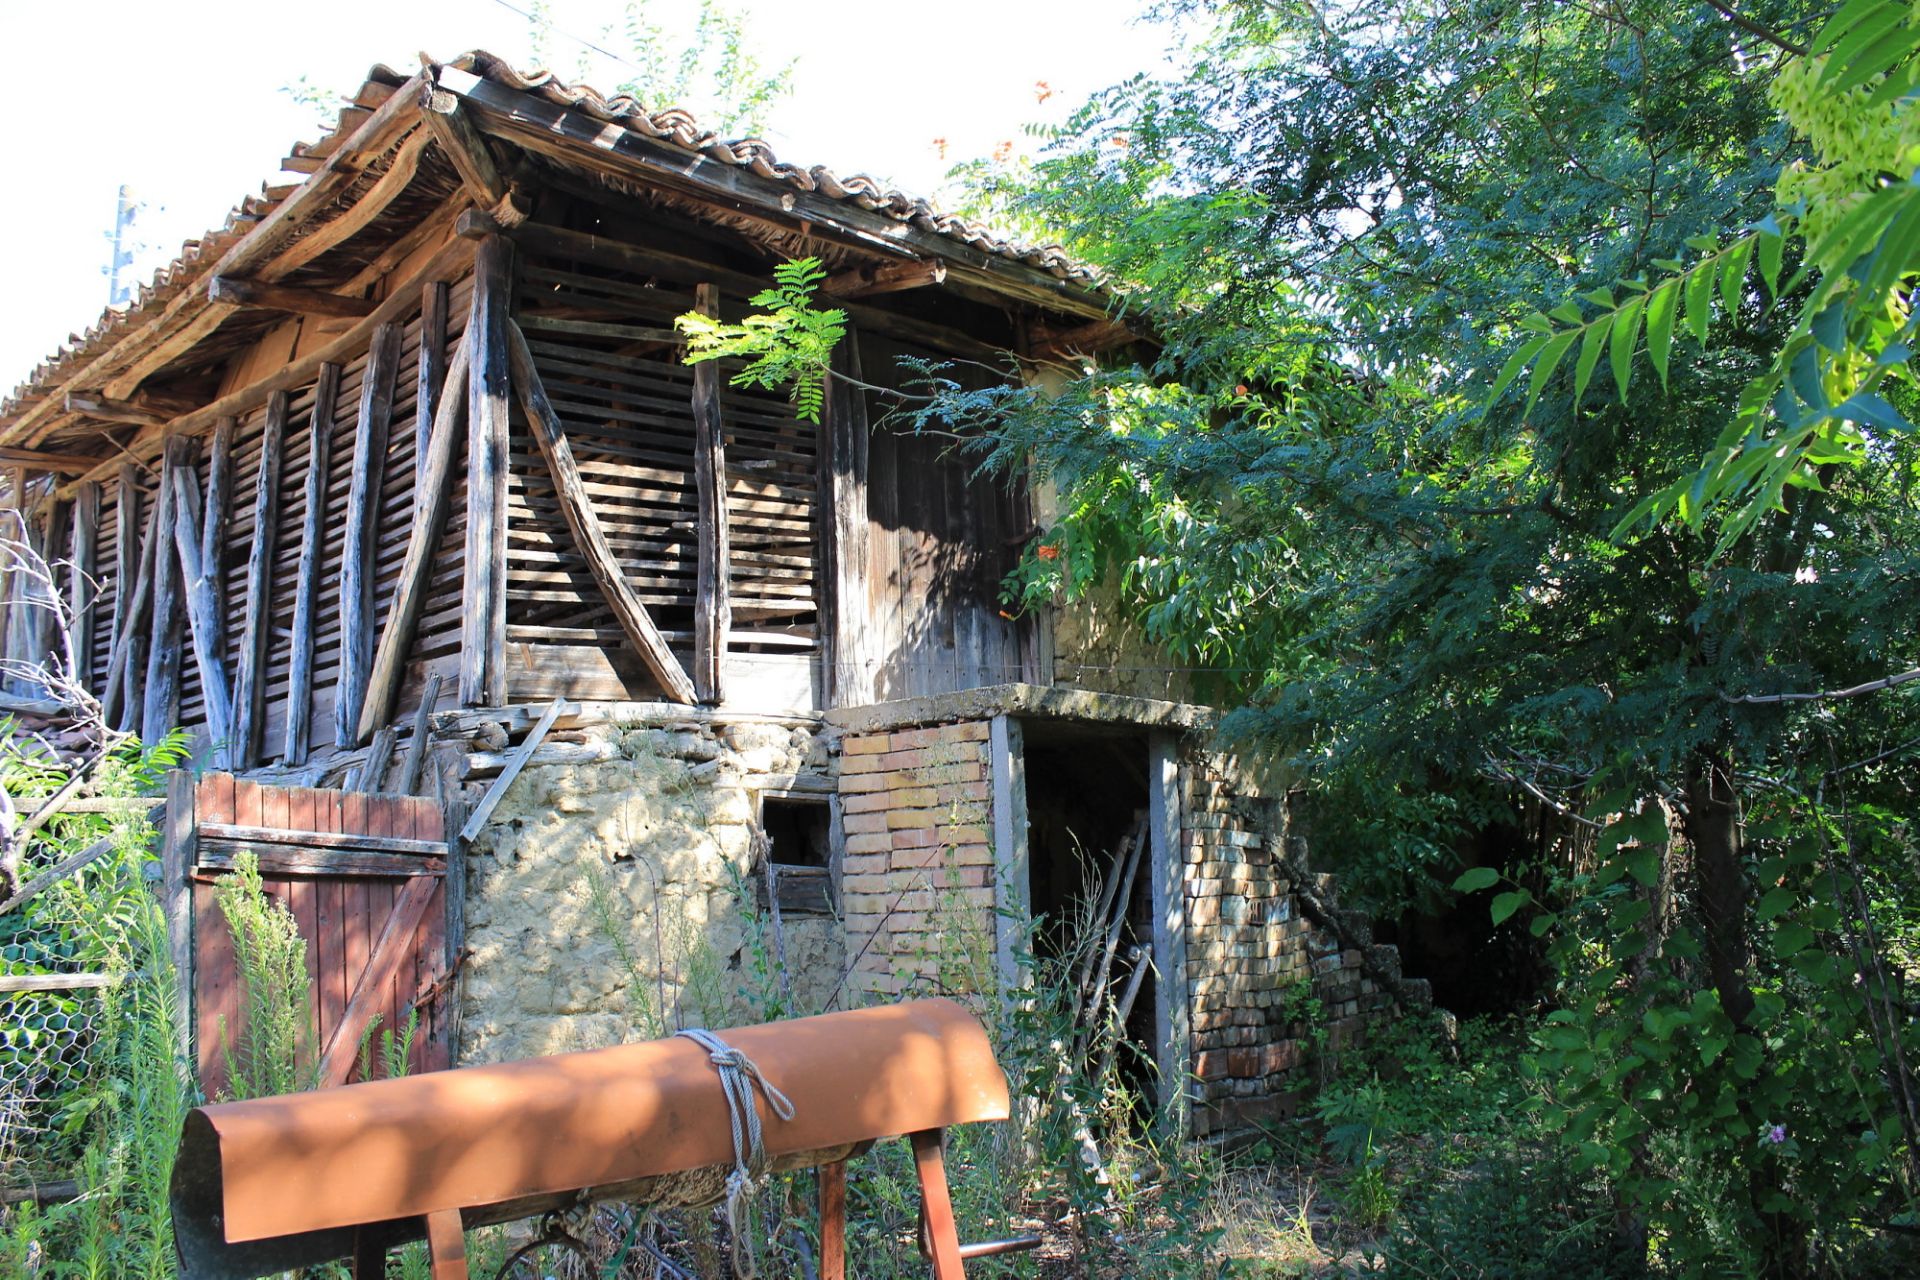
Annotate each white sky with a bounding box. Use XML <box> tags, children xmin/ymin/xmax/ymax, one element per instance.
<box><xmin>0</xmin><ymin>0</ymin><xmax>1178</xmax><ymax>387</ymax></box>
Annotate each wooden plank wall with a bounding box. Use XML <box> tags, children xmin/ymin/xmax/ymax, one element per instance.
<box><xmin>858</xmin><ymin>334</ymin><xmax>1037</xmax><ymax>700</ymax></box>
<box><xmin>191</xmin><ymin>774</ymin><xmax>449</xmax><ymax>1097</ymax></box>
<box><xmin>87</xmin><ymin>279</ymin><xmax>472</xmax><ymax>764</ymax></box>
<box><xmin>504</xmin><ymin>241</ymin><xmax>818</xmax><ymax>703</ymax></box>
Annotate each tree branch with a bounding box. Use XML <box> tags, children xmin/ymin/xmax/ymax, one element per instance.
<box><xmin>1705</xmin><ymin>1</ymin><xmax>1810</xmax><ymax>57</ymax></box>
<box><xmin>1723</xmin><ymin>666</ymin><xmax>1920</xmax><ymax>705</ymax></box>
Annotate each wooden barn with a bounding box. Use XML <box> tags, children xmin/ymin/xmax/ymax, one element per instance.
<box><xmin>0</xmin><ymin>54</ymin><xmax>1420</xmax><ymax>1134</ymax></box>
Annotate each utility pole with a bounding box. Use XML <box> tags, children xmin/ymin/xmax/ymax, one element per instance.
<box><xmin>104</xmin><ymin>184</ymin><xmax>139</xmax><ymax>307</ymax></box>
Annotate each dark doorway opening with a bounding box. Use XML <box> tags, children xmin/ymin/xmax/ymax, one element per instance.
<box><xmin>1022</xmin><ymin>722</ymin><xmax>1157</xmax><ymax>1107</ymax></box>
<box><xmin>758</xmin><ymin>795</ymin><xmax>834</xmax><ymax>915</ymax></box>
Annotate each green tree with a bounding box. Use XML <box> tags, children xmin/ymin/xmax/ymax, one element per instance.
<box><xmin>910</xmin><ymin>2</ymin><xmax>1920</xmax><ymax>1272</ymax></box>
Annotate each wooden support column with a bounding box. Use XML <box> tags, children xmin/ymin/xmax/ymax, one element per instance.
<box><xmin>359</xmin><ymin>338</ymin><xmax>471</xmax><ymax>740</ymax></box>
<box><xmin>337</xmin><ymin>322</ymin><xmax>403</xmax><ymax>746</ymax></box>
<box><xmin>285</xmin><ymin>363</ymin><xmax>342</xmax><ymax>764</ymax></box>
<box><xmin>66</xmin><ymin>482</ymin><xmax>98</xmax><ymax>688</ymax></box>
<box><xmin>102</xmin><ymin>467</ymin><xmax>138</xmax><ymax>722</ymax></box>
<box><xmin>0</xmin><ymin>469</ymin><xmax>18</xmax><ymax>670</ymax></box>
<box><xmin>824</xmin><ymin>330</ymin><xmax>872</xmax><ymax>707</ymax></box>
<box><xmin>200</xmin><ymin>418</ymin><xmax>234</xmax><ymax>636</ymax></box>
<box><xmin>691</xmin><ymin>283</ymin><xmax>729</xmax><ymax>705</ymax></box>
<box><xmin>911</xmin><ymin>1129</ymin><xmax>967</xmax><ymax>1280</ymax></box>
<box><xmin>232</xmin><ymin>392</ymin><xmax>288</xmax><ymax>767</ymax></box>
<box><xmin>161</xmin><ymin>768</ymin><xmax>196</xmax><ymax>1063</ymax></box>
<box><xmin>460</xmin><ymin>234</ymin><xmax>511</xmax><ymax>708</ymax></box>
<box><xmin>104</xmin><ymin>475</ymin><xmax>156</xmax><ymax>730</ymax></box>
<box><xmin>169</xmin><ymin>465</ymin><xmax>235</xmax><ymax>765</ymax></box>
<box><xmin>504</xmin><ymin>322</ymin><xmax>697</xmax><ymax>704</ymax></box>
<box><xmin>141</xmin><ymin>442</ymin><xmax>187</xmax><ymax>742</ymax></box>
<box><xmin>1148</xmin><ymin>730</ymin><xmax>1191</xmax><ymax>1120</ymax></box>
<box><xmin>416</xmin><ymin>281</ymin><xmax>450</xmax><ymax>485</ymax></box>
<box><xmin>990</xmin><ymin>714</ymin><xmax>1030</xmax><ymax>998</ymax></box>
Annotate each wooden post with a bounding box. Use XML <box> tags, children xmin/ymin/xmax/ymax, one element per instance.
<box><xmin>911</xmin><ymin>1129</ymin><xmax>967</xmax><ymax>1280</ymax></box>
<box><xmin>67</xmin><ymin>481</ymin><xmax>98</xmax><ymax>688</ymax></box>
<box><xmin>105</xmin><ymin>466</ymin><xmax>138</xmax><ymax>718</ymax></box>
<box><xmin>399</xmin><ymin>672</ymin><xmax>445</xmax><ymax>796</ymax></box>
<box><xmin>503</xmin><ymin>323</ymin><xmax>696</xmax><ymax>704</ymax></box>
<box><xmin>233</xmin><ymin>392</ymin><xmax>288</xmax><ymax>767</ymax></box>
<box><xmin>417</xmin><ymin>281</ymin><xmax>450</xmax><ymax>485</ymax></box>
<box><xmin>691</xmin><ymin>283</ymin><xmax>730</xmax><ymax>705</ymax></box>
<box><xmin>162</xmin><ymin>769</ymin><xmax>196</xmax><ymax>1065</ymax></box>
<box><xmin>104</xmin><ymin>479</ymin><xmax>157</xmax><ymax>731</ymax></box>
<box><xmin>142</xmin><ymin>441</ymin><xmax>187</xmax><ymax>742</ymax></box>
<box><xmin>169</xmin><ymin>467</ymin><xmax>236</xmax><ymax>765</ymax></box>
<box><xmin>200</xmin><ymin>417</ymin><xmax>235</xmax><ymax>651</ymax></box>
<box><xmin>423</xmin><ymin>1208</ymin><xmax>468</xmax><ymax>1280</ymax></box>
<box><xmin>337</xmin><ymin>322</ymin><xmax>403</xmax><ymax>746</ymax></box>
<box><xmin>358</xmin><ymin>338</ymin><xmax>470</xmax><ymax>740</ymax></box>
<box><xmin>818</xmin><ymin>1159</ymin><xmax>847</xmax><ymax>1280</ymax></box>
<box><xmin>1148</xmin><ymin>731</ymin><xmax>1190</xmax><ymax>1121</ymax></box>
<box><xmin>285</xmin><ymin>363</ymin><xmax>342</xmax><ymax>764</ymax></box>
<box><xmin>990</xmin><ymin>714</ymin><xmax>1030</xmax><ymax>998</ymax></box>
<box><xmin>461</xmin><ymin>235</ymin><xmax>511</xmax><ymax>708</ymax></box>
<box><xmin>0</xmin><ymin>469</ymin><xmax>18</xmax><ymax>669</ymax></box>
<box><xmin>824</xmin><ymin>330</ymin><xmax>871</xmax><ymax>707</ymax></box>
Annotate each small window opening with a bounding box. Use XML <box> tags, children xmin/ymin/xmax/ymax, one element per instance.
<box><xmin>758</xmin><ymin>796</ymin><xmax>834</xmax><ymax>914</ymax></box>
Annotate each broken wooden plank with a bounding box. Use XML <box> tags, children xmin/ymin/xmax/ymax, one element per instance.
<box><xmin>197</xmin><ymin>823</ymin><xmax>448</xmax><ymax>857</ymax></box>
<box><xmin>822</xmin><ymin>259</ymin><xmax>947</xmax><ymax>299</ymax></box>
<box><xmin>0</xmin><ymin>445</ymin><xmax>111</xmax><ymax>475</ymax></box>
<box><xmin>398</xmin><ymin>672</ymin><xmax>444</xmax><ymax>796</ymax></box>
<box><xmin>316</xmin><ymin>874</ymin><xmax>439</xmax><ymax>1087</ymax></box>
<box><xmin>169</xmin><ymin>466</ymin><xmax>235</xmax><ymax>764</ymax></box>
<box><xmin>351</xmin><ymin>726</ymin><xmax>398</xmax><ymax>793</ymax></box>
<box><xmin>460</xmin><ymin>697</ymin><xmax>564</xmax><ymax>842</ymax></box>
<box><xmin>422</xmin><ymin>85</ymin><xmax>507</xmax><ymax>207</ymax></box>
<box><xmin>232</xmin><ymin>392</ymin><xmax>287</xmax><ymax>767</ymax></box>
<box><xmin>505</xmin><ymin>321</ymin><xmax>697</xmax><ymax>704</ymax></box>
<box><xmin>60</xmin><ymin>394</ymin><xmax>169</xmax><ymax>431</ymax></box>
<box><xmin>416</xmin><ymin>282</ymin><xmax>450</xmax><ymax>485</ymax></box>
<box><xmin>207</xmin><ymin>276</ymin><xmax>378</xmax><ymax>319</ymax></box>
<box><xmin>141</xmin><ymin>440</ymin><xmax>187</xmax><ymax>743</ymax></box>
<box><xmin>196</xmin><ymin>843</ymin><xmax>444</xmax><ymax>879</ymax></box>
<box><xmin>66</xmin><ymin>482</ymin><xmax>97</xmax><ymax>687</ymax></box>
<box><xmin>336</xmin><ymin>323</ymin><xmax>403</xmax><ymax>747</ymax></box>
<box><xmin>358</xmin><ymin>338</ymin><xmax>470</xmax><ymax>740</ymax></box>
<box><xmin>691</xmin><ymin>283</ymin><xmax>728</xmax><ymax>706</ymax></box>
<box><xmin>461</xmin><ymin>235</ymin><xmax>511</xmax><ymax>707</ymax></box>
<box><xmin>284</xmin><ymin>363</ymin><xmax>342</xmax><ymax>765</ymax></box>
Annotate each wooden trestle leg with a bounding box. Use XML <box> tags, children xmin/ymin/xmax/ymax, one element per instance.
<box><xmin>820</xmin><ymin>1157</ymin><xmax>848</xmax><ymax>1280</ymax></box>
<box><xmin>911</xmin><ymin>1127</ymin><xmax>968</xmax><ymax>1279</ymax></box>
<box><xmin>425</xmin><ymin>1208</ymin><xmax>469</xmax><ymax>1280</ymax></box>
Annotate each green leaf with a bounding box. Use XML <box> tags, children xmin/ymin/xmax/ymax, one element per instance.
<box><xmin>1609</xmin><ymin>294</ymin><xmax>1647</xmax><ymax>401</ymax></box>
<box><xmin>1525</xmin><ymin>328</ymin><xmax>1580</xmax><ymax>415</ymax></box>
<box><xmin>1813</xmin><ymin>0</ymin><xmax>1900</xmax><ymax>56</ymax></box>
<box><xmin>1550</xmin><ymin>301</ymin><xmax>1585</xmax><ymax>324</ymax></box>
<box><xmin>1774</xmin><ymin>922</ymin><xmax>1815</xmax><ymax>957</ymax></box>
<box><xmin>1573</xmin><ymin>316</ymin><xmax>1613</xmax><ymax>408</ymax></box>
<box><xmin>1684</xmin><ymin>256</ymin><xmax>1716</xmax><ymax>345</ymax></box>
<box><xmin>1453</xmin><ymin>867</ymin><xmax>1500</xmax><ymax>893</ymax></box>
<box><xmin>1757</xmin><ymin>886</ymin><xmax>1795</xmax><ymax>921</ymax></box>
<box><xmin>1488</xmin><ymin>333</ymin><xmax>1550</xmax><ymax>405</ymax></box>
<box><xmin>1490</xmin><ymin>890</ymin><xmax>1529</xmax><ymax>926</ymax></box>
<box><xmin>1719</xmin><ymin>237</ymin><xmax>1754</xmax><ymax>317</ymax></box>
<box><xmin>1757</xmin><ymin>229</ymin><xmax>1785</xmax><ymax>299</ymax></box>
<box><xmin>1645</xmin><ymin>279</ymin><xmax>1679</xmax><ymax>389</ymax></box>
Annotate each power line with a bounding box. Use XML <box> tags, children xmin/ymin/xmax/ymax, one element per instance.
<box><xmin>478</xmin><ymin>0</ymin><xmax>651</xmax><ymax>81</ymax></box>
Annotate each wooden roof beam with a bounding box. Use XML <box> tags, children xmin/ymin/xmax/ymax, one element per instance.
<box><xmin>207</xmin><ymin>276</ymin><xmax>378</xmax><ymax>319</ymax></box>
<box><xmin>823</xmin><ymin>259</ymin><xmax>947</xmax><ymax>299</ymax></box>
<box><xmin>0</xmin><ymin>445</ymin><xmax>110</xmax><ymax>476</ymax></box>
<box><xmin>423</xmin><ymin>86</ymin><xmax>509</xmax><ymax>208</ymax></box>
<box><xmin>62</xmin><ymin>393</ymin><xmax>168</xmax><ymax>429</ymax></box>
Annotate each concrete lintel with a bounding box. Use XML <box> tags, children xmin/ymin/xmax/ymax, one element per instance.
<box><xmin>825</xmin><ymin>682</ymin><xmax>1216</xmax><ymax>737</ymax></box>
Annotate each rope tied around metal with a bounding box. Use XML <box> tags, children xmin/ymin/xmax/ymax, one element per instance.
<box><xmin>675</xmin><ymin>1027</ymin><xmax>797</xmax><ymax>1279</ymax></box>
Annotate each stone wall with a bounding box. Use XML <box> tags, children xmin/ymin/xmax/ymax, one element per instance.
<box><xmin>1183</xmin><ymin>753</ymin><xmax>1416</xmax><ymax>1137</ymax></box>
<box><xmin>837</xmin><ymin>720</ymin><xmax>997</xmax><ymax>1000</ymax></box>
<box><xmin>456</xmin><ymin>716</ymin><xmax>843</xmax><ymax>1064</ymax></box>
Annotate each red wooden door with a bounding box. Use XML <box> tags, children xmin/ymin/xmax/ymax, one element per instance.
<box><xmin>183</xmin><ymin>774</ymin><xmax>452</xmax><ymax>1097</ymax></box>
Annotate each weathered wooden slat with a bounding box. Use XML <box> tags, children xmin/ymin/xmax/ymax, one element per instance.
<box><xmin>359</xmin><ymin>338</ymin><xmax>470</xmax><ymax>740</ymax></box>
<box><xmin>207</xmin><ymin>276</ymin><xmax>378</xmax><ymax>319</ymax></box>
<box><xmin>169</xmin><ymin>467</ymin><xmax>235</xmax><ymax>764</ymax></box>
<box><xmin>232</xmin><ymin>392</ymin><xmax>288</xmax><ymax>768</ymax></box>
<box><xmin>422</xmin><ymin>86</ymin><xmax>507</xmax><ymax>207</ymax></box>
<box><xmin>66</xmin><ymin>482</ymin><xmax>97</xmax><ymax>687</ymax></box>
<box><xmin>162</xmin><ymin>770</ymin><xmax>196</xmax><ymax>1061</ymax></box>
<box><xmin>459</xmin><ymin>697</ymin><xmax>563</xmax><ymax>842</ymax></box>
<box><xmin>103</xmin><ymin>477</ymin><xmax>155</xmax><ymax>729</ymax></box>
<box><xmin>336</xmin><ymin>323</ymin><xmax>403</xmax><ymax>747</ymax></box>
<box><xmin>416</xmin><ymin>282</ymin><xmax>450</xmax><ymax>485</ymax></box>
<box><xmin>822</xmin><ymin>259</ymin><xmax>947</xmax><ymax>298</ymax></box>
<box><xmin>0</xmin><ymin>445</ymin><xmax>111</xmax><ymax>474</ymax></box>
<box><xmin>200</xmin><ymin>417</ymin><xmax>234</xmax><ymax>654</ymax></box>
<box><xmin>505</xmin><ymin>322</ymin><xmax>696</xmax><ymax>704</ymax></box>
<box><xmin>141</xmin><ymin>441</ymin><xmax>187</xmax><ymax>742</ymax></box>
<box><xmin>285</xmin><ymin>364</ymin><xmax>342</xmax><ymax>765</ymax></box>
<box><xmin>247</xmin><ymin>114</ymin><xmax>431</xmax><ymax>284</ymax></box>
<box><xmin>196</xmin><ymin>822</ymin><xmax>448</xmax><ymax>857</ymax></box>
<box><xmin>351</xmin><ymin>726</ymin><xmax>398</xmax><ymax>792</ymax></box>
<box><xmin>195</xmin><ymin>842</ymin><xmax>445</xmax><ymax>879</ymax></box>
<box><xmin>461</xmin><ymin>235</ymin><xmax>511</xmax><ymax>707</ymax></box>
<box><xmin>316</xmin><ymin>874</ymin><xmax>439</xmax><ymax>1087</ymax></box>
<box><xmin>691</xmin><ymin>283</ymin><xmax>729</xmax><ymax>706</ymax></box>
<box><xmin>104</xmin><ymin>467</ymin><xmax>137</xmax><ymax>709</ymax></box>
<box><xmin>60</xmin><ymin>394</ymin><xmax>170</xmax><ymax>429</ymax></box>
<box><xmin>398</xmin><ymin>672</ymin><xmax>444</xmax><ymax>796</ymax></box>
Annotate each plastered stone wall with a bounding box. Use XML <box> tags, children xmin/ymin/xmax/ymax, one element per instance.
<box><xmin>836</xmin><ymin>720</ymin><xmax>997</xmax><ymax>1000</ymax></box>
<box><xmin>457</xmin><ymin>719</ymin><xmax>844</xmax><ymax>1064</ymax></box>
<box><xmin>1183</xmin><ymin>752</ymin><xmax>1418</xmax><ymax>1136</ymax></box>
